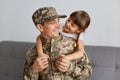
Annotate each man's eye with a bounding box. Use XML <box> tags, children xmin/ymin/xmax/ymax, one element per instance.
<box><xmin>49</xmin><ymin>21</ymin><xmax>54</xmax><ymax>24</ymax></box>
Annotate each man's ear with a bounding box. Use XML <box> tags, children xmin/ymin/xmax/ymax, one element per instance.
<box><xmin>36</xmin><ymin>24</ymin><xmax>43</xmax><ymax>32</ymax></box>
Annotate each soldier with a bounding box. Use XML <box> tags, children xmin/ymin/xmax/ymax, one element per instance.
<box><xmin>23</xmin><ymin>7</ymin><xmax>92</xmax><ymax>80</ymax></box>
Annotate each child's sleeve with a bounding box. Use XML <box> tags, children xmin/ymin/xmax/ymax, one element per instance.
<box><xmin>78</xmin><ymin>33</ymin><xmax>84</xmax><ymax>40</ymax></box>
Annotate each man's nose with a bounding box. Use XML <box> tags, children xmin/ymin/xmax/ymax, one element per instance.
<box><xmin>56</xmin><ymin>22</ymin><xmax>60</xmax><ymax>29</ymax></box>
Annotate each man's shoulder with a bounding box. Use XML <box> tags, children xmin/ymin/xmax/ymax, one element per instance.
<box><xmin>60</xmin><ymin>34</ymin><xmax>75</xmax><ymax>41</ymax></box>
<box><xmin>54</xmin><ymin>35</ymin><xmax>75</xmax><ymax>47</ymax></box>
<box><xmin>26</xmin><ymin>46</ymin><xmax>37</xmax><ymax>57</ymax></box>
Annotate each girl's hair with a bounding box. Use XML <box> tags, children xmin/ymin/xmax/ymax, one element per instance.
<box><xmin>70</xmin><ymin>11</ymin><xmax>90</xmax><ymax>32</ymax></box>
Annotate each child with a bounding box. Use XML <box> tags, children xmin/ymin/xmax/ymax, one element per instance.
<box><xmin>36</xmin><ymin>10</ymin><xmax>90</xmax><ymax>61</ymax></box>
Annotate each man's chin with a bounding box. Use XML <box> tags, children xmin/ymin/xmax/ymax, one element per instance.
<box><xmin>55</xmin><ymin>34</ymin><xmax>60</xmax><ymax>37</ymax></box>
<box><xmin>55</xmin><ymin>33</ymin><xmax>60</xmax><ymax>37</ymax></box>
<box><xmin>63</xmin><ymin>30</ymin><xmax>69</xmax><ymax>33</ymax></box>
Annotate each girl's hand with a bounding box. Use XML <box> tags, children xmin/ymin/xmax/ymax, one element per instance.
<box><xmin>55</xmin><ymin>55</ymin><xmax>71</xmax><ymax>72</ymax></box>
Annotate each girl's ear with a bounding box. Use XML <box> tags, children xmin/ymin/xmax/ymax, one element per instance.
<box><xmin>36</xmin><ymin>24</ymin><xmax>44</xmax><ymax>32</ymax></box>
<box><xmin>77</xmin><ymin>29</ymin><xmax>83</xmax><ymax>34</ymax></box>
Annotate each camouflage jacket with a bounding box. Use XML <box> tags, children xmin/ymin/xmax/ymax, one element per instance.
<box><xmin>23</xmin><ymin>35</ymin><xmax>92</xmax><ymax>80</ymax></box>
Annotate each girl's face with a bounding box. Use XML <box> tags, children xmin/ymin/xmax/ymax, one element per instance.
<box><xmin>63</xmin><ymin>18</ymin><xmax>80</xmax><ymax>34</ymax></box>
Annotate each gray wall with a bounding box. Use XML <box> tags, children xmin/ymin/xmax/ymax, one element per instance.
<box><xmin>0</xmin><ymin>0</ymin><xmax>120</xmax><ymax>47</ymax></box>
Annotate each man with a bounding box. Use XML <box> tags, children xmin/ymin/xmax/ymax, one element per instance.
<box><xmin>23</xmin><ymin>7</ymin><xmax>92</xmax><ymax>80</ymax></box>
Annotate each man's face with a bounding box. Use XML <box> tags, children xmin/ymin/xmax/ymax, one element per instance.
<box><xmin>41</xmin><ymin>18</ymin><xmax>60</xmax><ymax>39</ymax></box>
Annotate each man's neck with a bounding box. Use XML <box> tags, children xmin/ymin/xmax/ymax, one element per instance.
<box><xmin>40</xmin><ymin>34</ymin><xmax>60</xmax><ymax>41</ymax></box>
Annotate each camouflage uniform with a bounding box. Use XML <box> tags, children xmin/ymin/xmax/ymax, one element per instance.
<box><xmin>23</xmin><ymin>35</ymin><xmax>92</xmax><ymax>80</ymax></box>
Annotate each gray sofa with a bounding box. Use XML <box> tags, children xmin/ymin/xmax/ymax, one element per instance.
<box><xmin>0</xmin><ymin>41</ymin><xmax>120</xmax><ymax>80</ymax></box>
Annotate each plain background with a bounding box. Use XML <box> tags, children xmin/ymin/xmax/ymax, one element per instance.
<box><xmin>0</xmin><ymin>0</ymin><xmax>120</xmax><ymax>47</ymax></box>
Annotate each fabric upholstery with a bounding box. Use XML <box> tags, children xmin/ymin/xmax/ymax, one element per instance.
<box><xmin>85</xmin><ymin>46</ymin><xmax>120</xmax><ymax>80</ymax></box>
<box><xmin>0</xmin><ymin>41</ymin><xmax>120</xmax><ymax>80</ymax></box>
<box><xmin>0</xmin><ymin>41</ymin><xmax>35</xmax><ymax>80</ymax></box>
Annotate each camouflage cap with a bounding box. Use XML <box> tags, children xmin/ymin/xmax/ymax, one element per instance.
<box><xmin>32</xmin><ymin>7</ymin><xmax>67</xmax><ymax>25</ymax></box>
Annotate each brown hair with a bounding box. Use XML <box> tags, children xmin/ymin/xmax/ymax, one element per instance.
<box><xmin>70</xmin><ymin>11</ymin><xmax>90</xmax><ymax>32</ymax></box>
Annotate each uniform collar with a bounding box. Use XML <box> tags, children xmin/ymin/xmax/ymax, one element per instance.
<box><xmin>40</xmin><ymin>34</ymin><xmax>63</xmax><ymax>44</ymax></box>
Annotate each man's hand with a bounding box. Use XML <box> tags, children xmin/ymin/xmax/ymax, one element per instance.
<box><xmin>31</xmin><ymin>56</ymin><xmax>49</xmax><ymax>72</ymax></box>
<box><xmin>55</xmin><ymin>55</ymin><xmax>71</xmax><ymax>72</ymax></box>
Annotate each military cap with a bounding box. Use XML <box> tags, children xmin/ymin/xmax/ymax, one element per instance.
<box><xmin>32</xmin><ymin>7</ymin><xmax>67</xmax><ymax>25</ymax></box>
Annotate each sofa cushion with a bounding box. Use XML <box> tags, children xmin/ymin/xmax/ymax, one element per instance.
<box><xmin>85</xmin><ymin>46</ymin><xmax>120</xmax><ymax>80</ymax></box>
<box><xmin>0</xmin><ymin>41</ymin><xmax>35</xmax><ymax>80</ymax></box>
<box><xmin>0</xmin><ymin>41</ymin><xmax>120</xmax><ymax>80</ymax></box>
<box><xmin>115</xmin><ymin>48</ymin><xmax>120</xmax><ymax>80</ymax></box>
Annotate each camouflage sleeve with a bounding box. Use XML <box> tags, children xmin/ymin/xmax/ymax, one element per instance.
<box><xmin>22</xmin><ymin>47</ymin><xmax>39</xmax><ymax>80</ymax></box>
<box><xmin>66</xmin><ymin>52</ymin><xmax>92</xmax><ymax>80</ymax></box>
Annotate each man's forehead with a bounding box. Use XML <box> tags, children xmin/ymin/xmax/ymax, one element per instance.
<box><xmin>44</xmin><ymin>17</ymin><xmax>59</xmax><ymax>23</ymax></box>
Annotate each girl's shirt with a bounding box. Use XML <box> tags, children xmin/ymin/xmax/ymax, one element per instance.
<box><xmin>61</xmin><ymin>32</ymin><xmax>83</xmax><ymax>40</ymax></box>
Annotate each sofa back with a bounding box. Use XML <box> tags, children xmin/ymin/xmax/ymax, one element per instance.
<box><xmin>0</xmin><ymin>41</ymin><xmax>120</xmax><ymax>80</ymax></box>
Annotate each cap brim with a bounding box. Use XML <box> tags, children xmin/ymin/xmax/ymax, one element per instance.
<box><xmin>58</xmin><ymin>14</ymin><xmax>67</xmax><ymax>18</ymax></box>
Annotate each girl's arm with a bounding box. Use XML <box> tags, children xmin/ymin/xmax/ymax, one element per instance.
<box><xmin>64</xmin><ymin>39</ymin><xmax>84</xmax><ymax>60</ymax></box>
<box><xmin>36</xmin><ymin>35</ymin><xmax>44</xmax><ymax>57</ymax></box>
